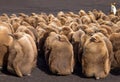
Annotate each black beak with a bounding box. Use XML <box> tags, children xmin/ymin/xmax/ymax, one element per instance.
<box><xmin>90</xmin><ymin>37</ymin><xmax>96</xmax><ymax>42</ymax></box>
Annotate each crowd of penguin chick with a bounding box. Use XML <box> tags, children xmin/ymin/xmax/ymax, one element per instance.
<box><xmin>0</xmin><ymin>8</ymin><xmax>120</xmax><ymax>79</ymax></box>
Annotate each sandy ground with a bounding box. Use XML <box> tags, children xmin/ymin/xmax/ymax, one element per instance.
<box><xmin>0</xmin><ymin>0</ymin><xmax>120</xmax><ymax>82</ymax></box>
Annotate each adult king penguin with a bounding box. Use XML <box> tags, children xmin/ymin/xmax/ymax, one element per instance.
<box><xmin>111</xmin><ymin>2</ymin><xmax>117</xmax><ymax>15</ymax></box>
